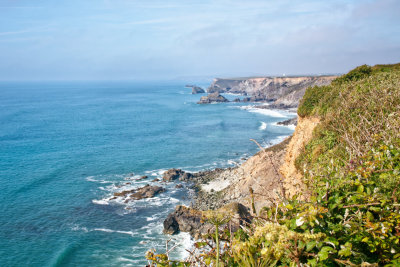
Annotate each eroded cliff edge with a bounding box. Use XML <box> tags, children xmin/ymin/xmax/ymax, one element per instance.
<box><xmin>194</xmin><ymin>116</ymin><xmax>319</xmax><ymax>213</ymax></box>
<box><xmin>163</xmin><ymin>115</ymin><xmax>320</xmax><ymax>237</ymax></box>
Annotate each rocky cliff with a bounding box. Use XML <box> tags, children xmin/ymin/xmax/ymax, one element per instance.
<box><xmin>195</xmin><ymin>138</ymin><xmax>290</xmax><ymax>213</ymax></box>
<box><xmin>194</xmin><ymin>117</ymin><xmax>319</xmax><ymax>214</ymax></box>
<box><xmin>207</xmin><ymin>76</ymin><xmax>337</xmax><ymax>107</ymax></box>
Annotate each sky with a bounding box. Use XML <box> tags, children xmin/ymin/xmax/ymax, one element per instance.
<box><xmin>0</xmin><ymin>0</ymin><xmax>399</xmax><ymax>80</ymax></box>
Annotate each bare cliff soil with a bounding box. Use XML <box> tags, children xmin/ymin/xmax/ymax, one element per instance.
<box><xmin>280</xmin><ymin>116</ymin><xmax>320</xmax><ymax>199</ymax></box>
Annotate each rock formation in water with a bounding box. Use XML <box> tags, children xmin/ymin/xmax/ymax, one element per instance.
<box><xmin>163</xmin><ymin>169</ymin><xmax>193</xmax><ymax>182</ymax></box>
<box><xmin>113</xmin><ymin>184</ymin><xmax>165</xmax><ymax>201</ymax></box>
<box><xmin>186</xmin><ymin>85</ymin><xmax>206</xmax><ymax>94</ymax></box>
<box><xmin>163</xmin><ymin>202</ymin><xmax>251</xmax><ymax>237</ymax></box>
<box><xmin>197</xmin><ymin>92</ymin><xmax>229</xmax><ymax>104</ymax></box>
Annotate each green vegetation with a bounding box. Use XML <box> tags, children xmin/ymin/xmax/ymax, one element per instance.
<box><xmin>146</xmin><ymin>64</ymin><xmax>400</xmax><ymax>266</ymax></box>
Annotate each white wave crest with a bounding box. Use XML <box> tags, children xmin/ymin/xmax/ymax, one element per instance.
<box><xmin>93</xmin><ymin>228</ymin><xmax>136</xmax><ymax>237</ymax></box>
<box><xmin>85</xmin><ymin>176</ymin><xmax>113</xmax><ymax>184</ymax></box>
<box><xmin>71</xmin><ymin>225</ymin><xmax>89</xmax><ymax>232</ymax></box>
<box><xmin>247</xmin><ymin>107</ymin><xmax>286</xmax><ymax>118</ymax></box>
<box><xmin>92</xmin><ymin>199</ymin><xmax>109</xmax><ymax>205</ymax></box>
<box><xmin>259</xmin><ymin>121</ymin><xmax>267</xmax><ymax>130</ymax></box>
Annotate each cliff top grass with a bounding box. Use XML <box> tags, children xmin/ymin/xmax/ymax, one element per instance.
<box><xmin>298</xmin><ymin>63</ymin><xmax>400</xmax><ymax>118</ymax></box>
<box><xmin>290</xmin><ymin>63</ymin><xmax>400</xmax><ymax>265</ymax></box>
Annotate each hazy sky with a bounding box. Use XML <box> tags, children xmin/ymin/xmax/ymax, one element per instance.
<box><xmin>0</xmin><ymin>0</ymin><xmax>399</xmax><ymax>80</ymax></box>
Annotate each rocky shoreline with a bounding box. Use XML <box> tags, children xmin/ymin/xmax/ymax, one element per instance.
<box><xmin>158</xmin><ymin>127</ymin><xmax>295</xmax><ymax>238</ymax></box>
<box><xmin>132</xmin><ymin>78</ymin><xmax>326</xmax><ymax>239</ymax></box>
<box><xmin>156</xmin><ymin>79</ymin><xmax>312</xmax><ymax>238</ymax></box>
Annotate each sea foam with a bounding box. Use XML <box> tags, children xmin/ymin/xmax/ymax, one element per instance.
<box><xmin>259</xmin><ymin>121</ymin><xmax>267</xmax><ymax>130</ymax></box>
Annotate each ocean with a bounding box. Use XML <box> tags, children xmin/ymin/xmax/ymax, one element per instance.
<box><xmin>0</xmin><ymin>81</ymin><xmax>295</xmax><ymax>266</ymax></box>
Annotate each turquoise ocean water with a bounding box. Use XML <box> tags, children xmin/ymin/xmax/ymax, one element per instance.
<box><xmin>0</xmin><ymin>81</ymin><xmax>295</xmax><ymax>266</ymax></box>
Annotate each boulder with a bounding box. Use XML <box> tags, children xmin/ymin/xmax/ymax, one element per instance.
<box><xmin>113</xmin><ymin>184</ymin><xmax>165</xmax><ymax>201</ymax></box>
<box><xmin>163</xmin><ymin>216</ymin><xmax>180</xmax><ymax>235</ymax></box>
<box><xmin>163</xmin><ymin>206</ymin><xmax>207</xmax><ymax>236</ymax></box>
<box><xmin>163</xmin><ymin>202</ymin><xmax>251</xmax><ymax>237</ymax></box>
<box><xmin>130</xmin><ymin>184</ymin><xmax>165</xmax><ymax>200</ymax></box>
<box><xmin>162</xmin><ymin>169</ymin><xmax>193</xmax><ymax>182</ymax></box>
<box><xmin>179</xmin><ymin>172</ymin><xmax>193</xmax><ymax>181</ymax></box>
<box><xmin>197</xmin><ymin>92</ymin><xmax>229</xmax><ymax>104</ymax></box>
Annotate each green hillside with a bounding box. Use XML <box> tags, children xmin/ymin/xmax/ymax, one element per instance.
<box><xmin>147</xmin><ymin>64</ymin><xmax>400</xmax><ymax>266</ymax></box>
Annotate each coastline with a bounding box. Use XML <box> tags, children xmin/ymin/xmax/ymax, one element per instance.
<box><xmin>156</xmin><ymin>102</ymin><xmax>298</xmax><ymax>255</ymax></box>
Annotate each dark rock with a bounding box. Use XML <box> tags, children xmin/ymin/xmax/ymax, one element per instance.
<box><xmin>130</xmin><ymin>184</ymin><xmax>165</xmax><ymax>200</ymax></box>
<box><xmin>268</xmin><ymin>103</ymin><xmax>296</xmax><ymax>109</ymax></box>
<box><xmin>192</xmin><ymin>86</ymin><xmax>205</xmax><ymax>94</ymax></box>
<box><xmin>186</xmin><ymin>85</ymin><xmax>206</xmax><ymax>94</ymax></box>
<box><xmin>163</xmin><ymin>215</ymin><xmax>180</xmax><ymax>235</ymax></box>
<box><xmin>152</xmin><ymin>178</ymin><xmax>160</xmax><ymax>182</ymax></box>
<box><xmin>197</xmin><ymin>92</ymin><xmax>229</xmax><ymax>104</ymax></box>
<box><xmin>163</xmin><ymin>169</ymin><xmax>184</xmax><ymax>182</ymax></box>
<box><xmin>114</xmin><ymin>190</ymin><xmax>134</xmax><ymax>197</ymax></box>
<box><xmin>113</xmin><ymin>184</ymin><xmax>165</xmax><ymax>201</ymax></box>
<box><xmin>163</xmin><ymin>203</ymin><xmax>252</xmax><ymax>237</ymax></box>
<box><xmin>233</xmin><ymin>98</ymin><xmax>241</xmax><ymax>102</ymax></box>
<box><xmin>163</xmin><ymin>205</ymin><xmax>208</xmax><ymax>235</ymax></box>
<box><xmin>277</xmin><ymin>117</ymin><xmax>298</xmax><ymax>126</ymax></box>
<box><xmin>137</xmin><ymin>175</ymin><xmax>148</xmax><ymax>180</ymax></box>
<box><xmin>175</xmin><ymin>184</ymin><xmax>183</xmax><ymax>189</ymax></box>
<box><xmin>179</xmin><ymin>172</ymin><xmax>193</xmax><ymax>181</ymax></box>
<box><xmin>163</xmin><ymin>169</ymin><xmax>193</xmax><ymax>182</ymax></box>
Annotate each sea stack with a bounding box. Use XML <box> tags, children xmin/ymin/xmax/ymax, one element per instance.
<box><xmin>197</xmin><ymin>92</ymin><xmax>229</xmax><ymax>104</ymax></box>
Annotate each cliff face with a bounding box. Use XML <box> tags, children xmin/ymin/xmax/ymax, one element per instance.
<box><xmin>198</xmin><ymin>117</ymin><xmax>319</xmax><ymax>213</ymax></box>
<box><xmin>199</xmin><ymin>139</ymin><xmax>290</xmax><ymax>213</ymax></box>
<box><xmin>279</xmin><ymin>116</ymin><xmax>320</xmax><ymax>199</ymax></box>
<box><xmin>208</xmin><ymin>76</ymin><xmax>337</xmax><ymax>107</ymax></box>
